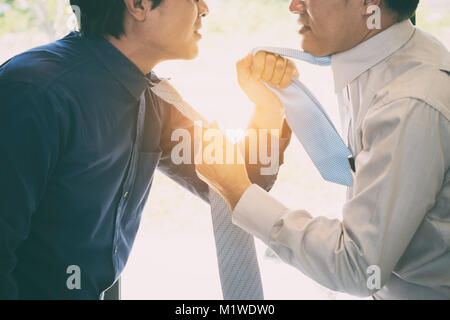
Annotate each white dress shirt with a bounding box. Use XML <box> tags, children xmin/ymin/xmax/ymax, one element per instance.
<box><xmin>233</xmin><ymin>20</ymin><xmax>450</xmax><ymax>299</ymax></box>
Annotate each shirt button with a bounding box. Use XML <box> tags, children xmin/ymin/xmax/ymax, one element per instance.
<box><xmin>123</xmin><ymin>192</ymin><xmax>129</xmax><ymax>199</ymax></box>
<box><xmin>344</xmin><ymin>105</ymin><xmax>349</xmax><ymax>113</ymax></box>
<box><xmin>114</xmin><ymin>245</ymin><xmax>118</xmax><ymax>254</ymax></box>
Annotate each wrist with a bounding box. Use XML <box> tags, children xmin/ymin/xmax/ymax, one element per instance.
<box><xmin>251</xmin><ymin>105</ymin><xmax>284</xmax><ymax>131</ymax></box>
<box><xmin>224</xmin><ymin>179</ymin><xmax>252</xmax><ymax>211</ymax></box>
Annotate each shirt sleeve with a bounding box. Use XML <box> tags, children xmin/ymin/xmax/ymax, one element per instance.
<box><xmin>156</xmin><ymin>96</ymin><xmax>292</xmax><ymax>203</ymax></box>
<box><xmin>0</xmin><ymin>82</ymin><xmax>60</xmax><ymax>299</ymax></box>
<box><xmin>233</xmin><ymin>98</ymin><xmax>449</xmax><ymax>297</ymax></box>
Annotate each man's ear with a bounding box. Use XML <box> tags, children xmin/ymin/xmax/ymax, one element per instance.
<box><xmin>361</xmin><ymin>0</ymin><xmax>381</xmax><ymax>17</ymax></box>
<box><xmin>123</xmin><ymin>0</ymin><xmax>152</xmax><ymax>22</ymax></box>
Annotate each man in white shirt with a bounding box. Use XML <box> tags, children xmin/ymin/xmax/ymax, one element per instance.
<box><xmin>195</xmin><ymin>0</ymin><xmax>450</xmax><ymax>299</ymax></box>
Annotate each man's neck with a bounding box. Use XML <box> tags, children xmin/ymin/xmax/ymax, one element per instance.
<box><xmin>360</xmin><ymin>23</ymin><xmax>394</xmax><ymax>43</ymax></box>
<box><xmin>107</xmin><ymin>35</ymin><xmax>161</xmax><ymax>75</ymax></box>
<box><xmin>359</xmin><ymin>11</ymin><xmax>398</xmax><ymax>46</ymax></box>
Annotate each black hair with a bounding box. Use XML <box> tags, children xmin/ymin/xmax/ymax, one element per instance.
<box><xmin>384</xmin><ymin>0</ymin><xmax>419</xmax><ymax>21</ymax></box>
<box><xmin>69</xmin><ymin>0</ymin><xmax>164</xmax><ymax>38</ymax></box>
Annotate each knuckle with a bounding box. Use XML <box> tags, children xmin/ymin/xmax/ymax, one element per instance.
<box><xmin>255</xmin><ymin>52</ymin><xmax>265</xmax><ymax>65</ymax></box>
<box><xmin>290</xmin><ymin>61</ymin><xmax>298</xmax><ymax>71</ymax></box>
<box><xmin>255</xmin><ymin>52</ymin><xmax>265</xmax><ymax>60</ymax></box>
<box><xmin>275</xmin><ymin>59</ymin><xmax>285</xmax><ymax>71</ymax></box>
<box><xmin>255</xmin><ymin>60</ymin><xmax>264</xmax><ymax>72</ymax></box>
<box><xmin>266</xmin><ymin>54</ymin><xmax>276</xmax><ymax>66</ymax></box>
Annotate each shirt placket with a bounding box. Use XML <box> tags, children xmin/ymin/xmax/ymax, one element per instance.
<box><xmin>341</xmin><ymin>85</ymin><xmax>354</xmax><ymax>152</ymax></box>
<box><xmin>112</xmin><ymin>91</ymin><xmax>147</xmax><ymax>275</ymax></box>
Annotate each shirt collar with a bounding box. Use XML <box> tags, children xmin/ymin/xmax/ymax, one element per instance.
<box><xmin>79</xmin><ymin>31</ymin><xmax>150</xmax><ymax>100</ymax></box>
<box><xmin>331</xmin><ymin>20</ymin><xmax>416</xmax><ymax>93</ymax></box>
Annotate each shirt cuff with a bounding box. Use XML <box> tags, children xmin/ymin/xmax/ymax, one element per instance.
<box><xmin>232</xmin><ymin>184</ymin><xmax>289</xmax><ymax>241</ymax></box>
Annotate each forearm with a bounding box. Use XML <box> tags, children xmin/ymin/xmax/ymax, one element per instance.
<box><xmin>243</xmin><ymin>115</ymin><xmax>291</xmax><ymax>192</ymax></box>
<box><xmin>232</xmin><ymin>185</ymin><xmax>387</xmax><ymax>297</ymax></box>
<box><xmin>248</xmin><ymin>105</ymin><xmax>285</xmax><ymax>132</ymax></box>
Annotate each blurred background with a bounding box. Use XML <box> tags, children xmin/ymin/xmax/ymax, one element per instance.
<box><xmin>0</xmin><ymin>0</ymin><xmax>449</xmax><ymax>300</ymax></box>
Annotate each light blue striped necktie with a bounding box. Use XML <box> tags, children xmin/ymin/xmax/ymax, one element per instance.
<box><xmin>149</xmin><ymin>79</ymin><xmax>264</xmax><ymax>300</ymax></box>
<box><xmin>252</xmin><ymin>47</ymin><xmax>354</xmax><ymax>187</ymax></box>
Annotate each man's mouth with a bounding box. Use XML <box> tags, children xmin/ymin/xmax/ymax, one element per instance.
<box><xmin>299</xmin><ymin>25</ymin><xmax>311</xmax><ymax>34</ymax></box>
<box><xmin>194</xmin><ymin>24</ymin><xmax>203</xmax><ymax>39</ymax></box>
<box><xmin>194</xmin><ymin>30</ymin><xmax>202</xmax><ymax>39</ymax></box>
<box><xmin>298</xmin><ymin>20</ymin><xmax>311</xmax><ymax>34</ymax></box>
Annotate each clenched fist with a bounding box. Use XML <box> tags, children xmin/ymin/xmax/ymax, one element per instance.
<box><xmin>194</xmin><ymin>122</ymin><xmax>252</xmax><ymax>211</ymax></box>
<box><xmin>236</xmin><ymin>52</ymin><xmax>299</xmax><ymax>113</ymax></box>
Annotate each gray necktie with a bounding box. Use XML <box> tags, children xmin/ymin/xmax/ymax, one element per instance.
<box><xmin>209</xmin><ymin>190</ymin><xmax>264</xmax><ymax>300</ymax></box>
<box><xmin>150</xmin><ymin>79</ymin><xmax>264</xmax><ymax>300</ymax></box>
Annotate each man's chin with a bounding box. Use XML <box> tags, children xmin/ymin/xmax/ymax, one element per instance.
<box><xmin>183</xmin><ymin>44</ymin><xmax>200</xmax><ymax>60</ymax></box>
<box><xmin>301</xmin><ymin>41</ymin><xmax>331</xmax><ymax>57</ymax></box>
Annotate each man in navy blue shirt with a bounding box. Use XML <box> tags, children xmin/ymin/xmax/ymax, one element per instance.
<box><xmin>0</xmin><ymin>0</ymin><xmax>294</xmax><ymax>299</ymax></box>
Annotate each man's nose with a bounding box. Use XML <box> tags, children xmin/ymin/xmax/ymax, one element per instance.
<box><xmin>289</xmin><ymin>0</ymin><xmax>306</xmax><ymax>14</ymax></box>
<box><xmin>198</xmin><ymin>0</ymin><xmax>210</xmax><ymax>18</ymax></box>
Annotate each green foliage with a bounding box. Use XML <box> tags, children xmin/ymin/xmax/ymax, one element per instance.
<box><xmin>0</xmin><ymin>0</ymin><xmax>71</xmax><ymax>39</ymax></box>
<box><xmin>0</xmin><ymin>4</ymin><xmax>34</xmax><ymax>35</ymax></box>
<box><xmin>417</xmin><ymin>2</ymin><xmax>450</xmax><ymax>44</ymax></box>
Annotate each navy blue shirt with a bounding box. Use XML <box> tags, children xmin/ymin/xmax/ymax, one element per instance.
<box><xmin>0</xmin><ymin>32</ymin><xmax>286</xmax><ymax>299</ymax></box>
